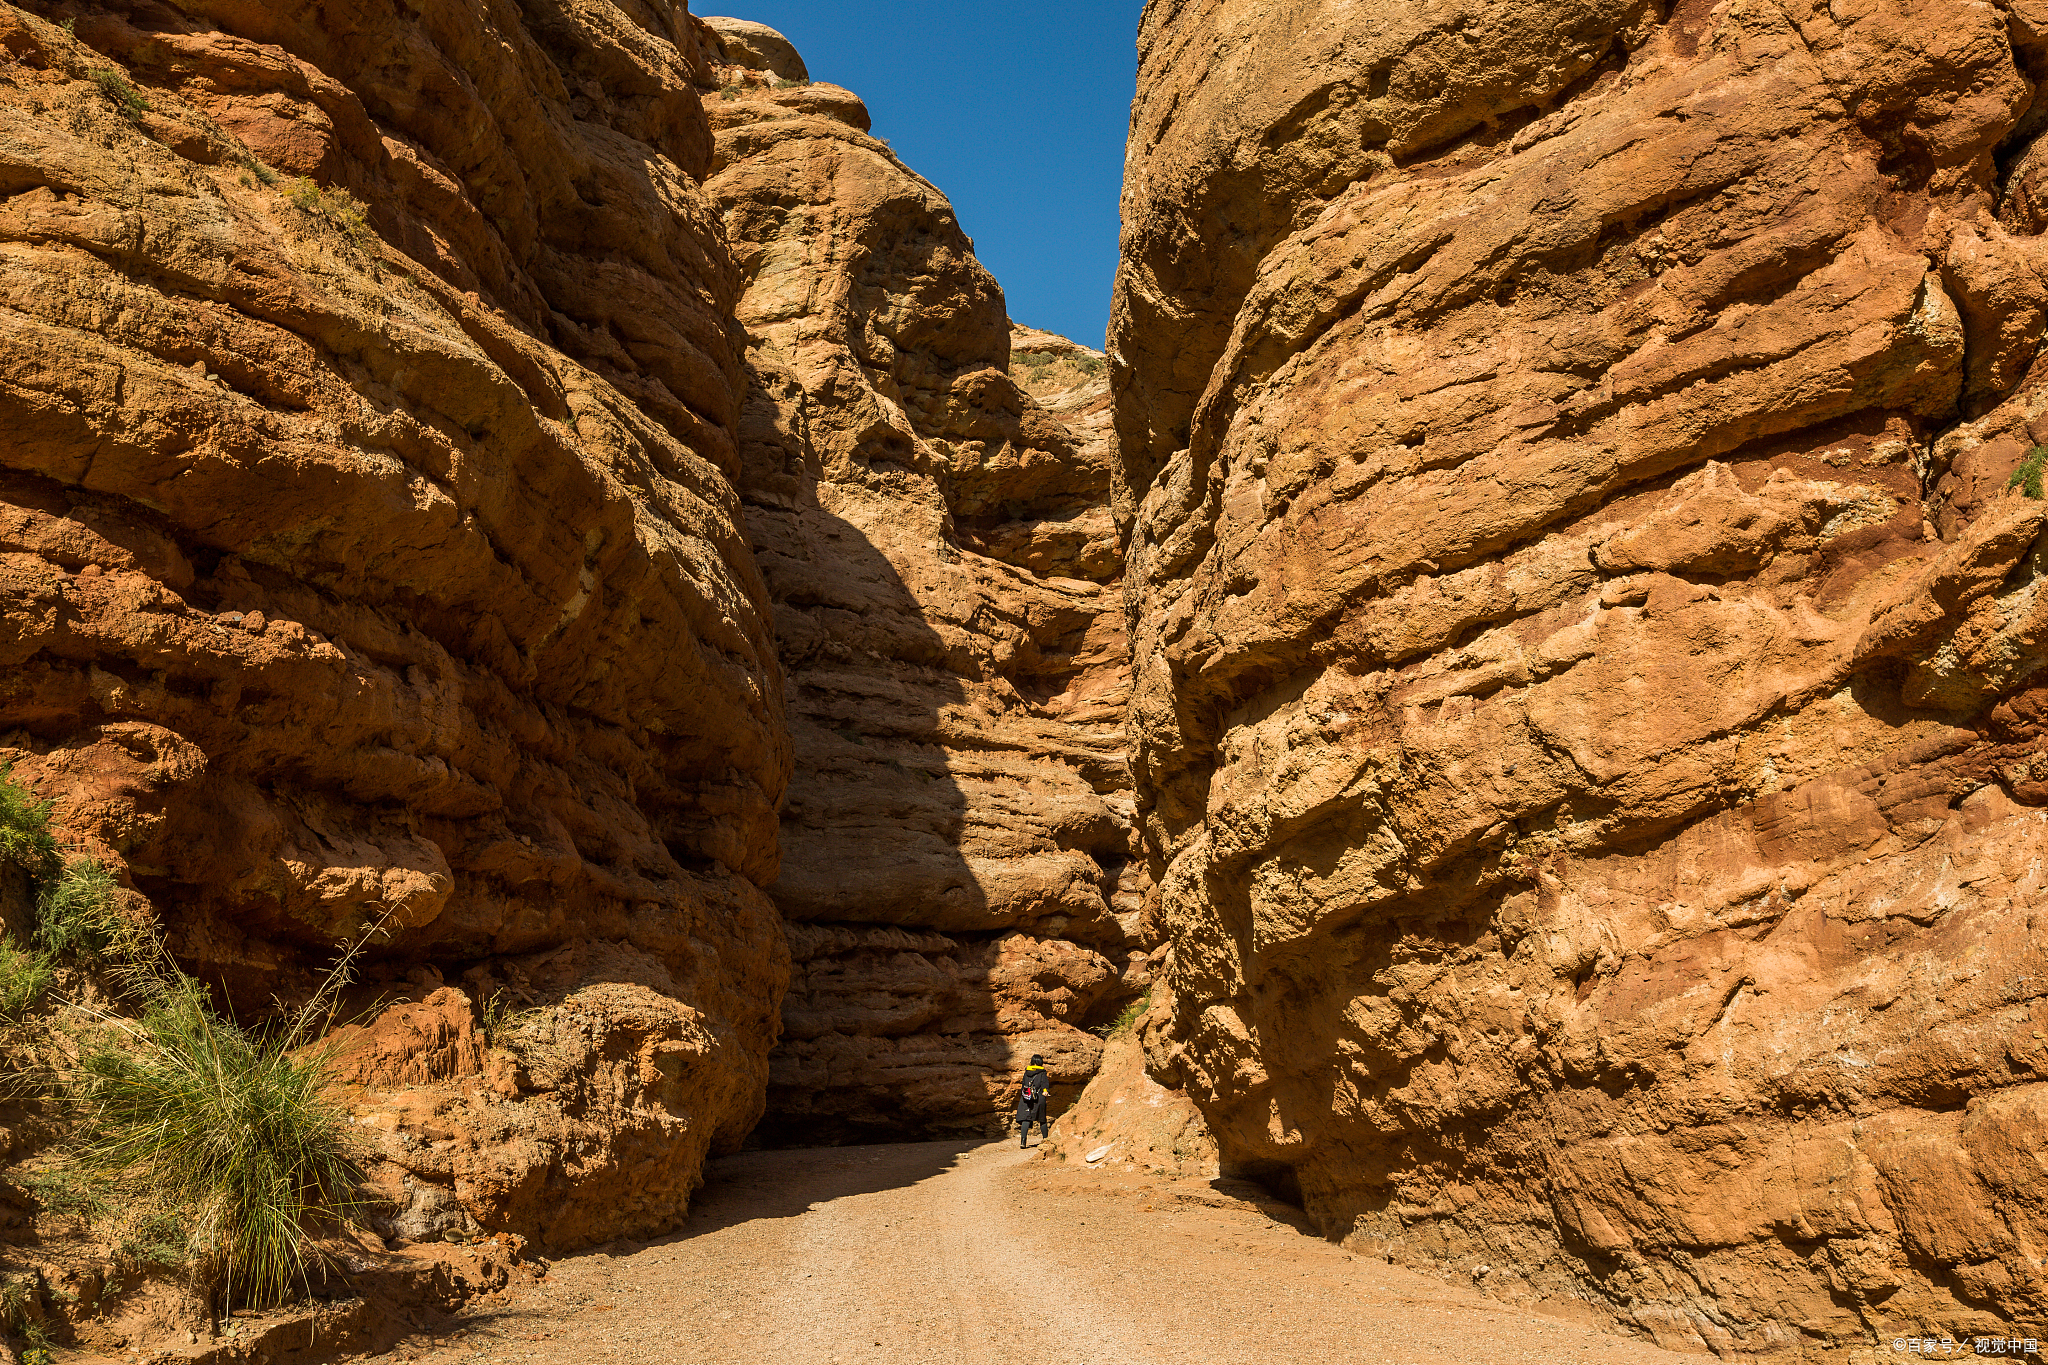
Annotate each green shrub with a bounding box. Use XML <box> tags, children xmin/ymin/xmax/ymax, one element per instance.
<box><xmin>90</xmin><ymin>68</ymin><xmax>148</xmax><ymax>120</ymax></box>
<box><xmin>0</xmin><ymin>765</ymin><xmax>57</xmax><ymax>883</ymax></box>
<box><xmin>36</xmin><ymin>858</ymin><xmax>130</xmax><ymax>964</ymax></box>
<box><xmin>2010</xmin><ymin>446</ymin><xmax>2048</xmax><ymax>500</ymax></box>
<box><xmin>0</xmin><ymin>941</ymin><xmax>53</xmax><ymax>1021</ymax></box>
<box><xmin>69</xmin><ymin>977</ymin><xmax>365</xmax><ymax>1309</ymax></box>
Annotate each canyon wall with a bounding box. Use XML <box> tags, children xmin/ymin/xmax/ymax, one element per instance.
<box><xmin>0</xmin><ymin>0</ymin><xmax>786</xmax><ymax>1249</ymax></box>
<box><xmin>1114</xmin><ymin>0</ymin><xmax>2048</xmax><ymax>1351</ymax></box>
<box><xmin>701</xmin><ymin>24</ymin><xmax>1153</xmax><ymax>1144</ymax></box>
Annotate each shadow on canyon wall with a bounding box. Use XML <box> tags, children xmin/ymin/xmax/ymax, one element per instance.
<box><xmin>734</xmin><ymin>358</ymin><xmax>1131</xmax><ymax>1149</ymax></box>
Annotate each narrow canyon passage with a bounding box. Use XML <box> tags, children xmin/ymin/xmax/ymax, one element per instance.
<box><xmin>400</xmin><ymin>1144</ymin><xmax>1700</xmax><ymax>1365</ymax></box>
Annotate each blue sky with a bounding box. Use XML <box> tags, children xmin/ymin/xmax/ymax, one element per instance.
<box><xmin>709</xmin><ymin>2</ymin><xmax>1142</xmax><ymax>349</ymax></box>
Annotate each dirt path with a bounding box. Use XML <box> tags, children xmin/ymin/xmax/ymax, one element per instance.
<box><xmin>399</xmin><ymin>1140</ymin><xmax>1702</xmax><ymax>1365</ymax></box>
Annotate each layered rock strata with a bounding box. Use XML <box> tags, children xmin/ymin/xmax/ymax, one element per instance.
<box><xmin>0</xmin><ymin>0</ymin><xmax>785</xmax><ymax>1247</ymax></box>
<box><xmin>1114</xmin><ymin>0</ymin><xmax>2048</xmax><ymax>1351</ymax></box>
<box><xmin>701</xmin><ymin>25</ymin><xmax>1154</xmax><ymax>1143</ymax></box>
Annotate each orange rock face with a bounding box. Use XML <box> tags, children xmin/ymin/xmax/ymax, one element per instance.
<box><xmin>1114</xmin><ymin>0</ymin><xmax>2048</xmax><ymax>1349</ymax></box>
<box><xmin>0</xmin><ymin>0</ymin><xmax>784</xmax><ymax>1247</ymax></box>
<box><xmin>701</xmin><ymin>31</ymin><xmax>1154</xmax><ymax>1142</ymax></box>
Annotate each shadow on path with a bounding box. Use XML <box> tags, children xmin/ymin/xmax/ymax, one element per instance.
<box><xmin>642</xmin><ymin>1139</ymin><xmax>983</xmax><ymax>1243</ymax></box>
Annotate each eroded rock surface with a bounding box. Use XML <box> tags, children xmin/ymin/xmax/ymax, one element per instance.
<box><xmin>0</xmin><ymin>0</ymin><xmax>785</xmax><ymax>1248</ymax></box>
<box><xmin>1037</xmin><ymin>1028</ymin><xmax>1218</xmax><ymax>1181</ymax></box>
<box><xmin>1114</xmin><ymin>0</ymin><xmax>2048</xmax><ymax>1350</ymax></box>
<box><xmin>700</xmin><ymin>27</ymin><xmax>1154</xmax><ymax>1143</ymax></box>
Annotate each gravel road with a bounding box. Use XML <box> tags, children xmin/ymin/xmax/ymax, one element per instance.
<box><xmin>396</xmin><ymin>1139</ymin><xmax>1704</xmax><ymax>1365</ymax></box>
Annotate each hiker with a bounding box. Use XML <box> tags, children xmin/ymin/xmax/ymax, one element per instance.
<box><xmin>1017</xmin><ymin>1055</ymin><xmax>1051</xmax><ymax>1148</ymax></box>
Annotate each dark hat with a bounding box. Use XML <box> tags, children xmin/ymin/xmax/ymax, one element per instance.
<box><xmin>1029</xmin><ymin>1055</ymin><xmax>1044</xmax><ymax>1065</ymax></box>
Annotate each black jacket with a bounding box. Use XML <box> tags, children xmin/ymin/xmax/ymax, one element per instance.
<box><xmin>1017</xmin><ymin>1067</ymin><xmax>1050</xmax><ymax>1115</ymax></box>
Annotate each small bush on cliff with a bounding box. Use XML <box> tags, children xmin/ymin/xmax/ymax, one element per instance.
<box><xmin>90</xmin><ymin>69</ymin><xmax>148</xmax><ymax>120</ymax></box>
<box><xmin>69</xmin><ymin>976</ymin><xmax>366</xmax><ymax>1309</ymax></box>
<box><xmin>285</xmin><ymin>179</ymin><xmax>376</xmax><ymax>249</ymax></box>
<box><xmin>477</xmin><ymin>988</ymin><xmax>532</xmax><ymax>1049</ymax></box>
<box><xmin>2010</xmin><ymin>446</ymin><xmax>2048</xmax><ymax>500</ymax></box>
<box><xmin>36</xmin><ymin>859</ymin><xmax>133</xmax><ymax>966</ymax></box>
<box><xmin>0</xmin><ymin>766</ymin><xmax>58</xmax><ymax>883</ymax></box>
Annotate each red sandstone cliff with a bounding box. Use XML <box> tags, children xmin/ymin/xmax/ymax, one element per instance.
<box><xmin>1111</xmin><ymin>0</ymin><xmax>2048</xmax><ymax>1351</ymax></box>
<box><xmin>0</xmin><ymin>3</ymin><xmax>1146</xmax><ymax>1275</ymax></box>
<box><xmin>0</xmin><ymin>0</ymin><xmax>784</xmax><ymax>1249</ymax></box>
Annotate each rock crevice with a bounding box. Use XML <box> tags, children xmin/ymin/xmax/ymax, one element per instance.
<box><xmin>702</xmin><ymin>39</ymin><xmax>1153</xmax><ymax>1143</ymax></box>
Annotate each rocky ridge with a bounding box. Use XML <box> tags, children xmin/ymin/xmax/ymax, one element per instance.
<box><xmin>1107</xmin><ymin>0</ymin><xmax>2048</xmax><ymax>1352</ymax></box>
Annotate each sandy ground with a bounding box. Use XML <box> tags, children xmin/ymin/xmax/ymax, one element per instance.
<box><xmin>380</xmin><ymin>1138</ymin><xmax>1705</xmax><ymax>1365</ymax></box>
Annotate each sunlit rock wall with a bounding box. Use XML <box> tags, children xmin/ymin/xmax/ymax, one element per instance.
<box><xmin>1113</xmin><ymin>0</ymin><xmax>2048</xmax><ymax>1350</ymax></box>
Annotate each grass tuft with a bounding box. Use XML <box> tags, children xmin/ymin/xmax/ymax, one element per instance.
<box><xmin>0</xmin><ymin>941</ymin><xmax>54</xmax><ymax>1022</ymax></box>
<box><xmin>2010</xmin><ymin>446</ymin><xmax>2048</xmax><ymax>500</ymax></box>
<box><xmin>1096</xmin><ymin>989</ymin><xmax>1150</xmax><ymax>1040</ymax></box>
<box><xmin>91</xmin><ymin>68</ymin><xmax>149</xmax><ymax>120</ymax></box>
<box><xmin>68</xmin><ymin>976</ymin><xmax>366</xmax><ymax>1309</ymax></box>
<box><xmin>0</xmin><ymin>1276</ymin><xmax>52</xmax><ymax>1365</ymax></box>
